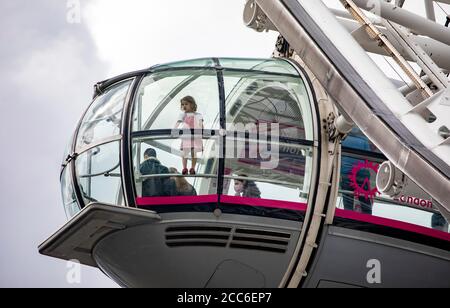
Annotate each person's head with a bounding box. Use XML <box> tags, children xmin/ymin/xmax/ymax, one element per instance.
<box><xmin>169</xmin><ymin>167</ymin><xmax>191</xmax><ymax>191</ymax></box>
<box><xmin>181</xmin><ymin>96</ymin><xmax>197</xmax><ymax>113</ymax></box>
<box><xmin>144</xmin><ymin>148</ymin><xmax>157</xmax><ymax>160</ymax></box>
<box><xmin>234</xmin><ymin>175</ymin><xmax>248</xmax><ymax>193</ymax></box>
<box><xmin>432</xmin><ymin>214</ymin><xmax>448</xmax><ymax>232</ymax></box>
<box><xmin>234</xmin><ymin>180</ymin><xmax>244</xmax><ymax>194</ymax></box>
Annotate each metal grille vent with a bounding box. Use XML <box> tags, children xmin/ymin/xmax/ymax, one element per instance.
<box><xmin>165</xmin><ymin>226</ymin><xmax>232</xmax><ymax>248</ymax></box>
<box><xmin>165</xmin><ymin>226</ymin><xmax>291</xmax><ymax>254</ymax></box>
<box><xmin>230</xmin><ymin>228</ymin><xmax>291</xmax><ymax>254</ymax></box>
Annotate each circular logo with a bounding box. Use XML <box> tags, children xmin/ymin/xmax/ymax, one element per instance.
<box><xmin>349</xmin><ymin>160</ymin><xmax>380</xmax><ymax>202</ymax></box>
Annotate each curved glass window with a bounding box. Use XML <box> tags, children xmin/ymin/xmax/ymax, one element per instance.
<box><xmin>76</xmin><ymin>80</ymin><xmax>132</xmax><ymax>150</ymax></box>
<box><xmin>224</xmin><ymin>137</ymin><xmax>312</xmax><ymax>203</ymax></box>
<box><xmin>338</xmin><ymin>144</ymin><xmax>449</xmax><ymax>234</ymax></box>
<box><xmin>133</xmin><ymin>134</ymin><xmax>219</xmax><ymax>200</ymax></box>
<box><xmin>75</xmin><ymin>141</ymin><xmax>124</xmax><ymax>206</ymax></box>
<box><xmin>220</xmin><ymin>58</ymin><xmax>299</xmax><ymax>75</ymax></box>
<box><xmin>222</xmin><ymin>61</ymin><xmax>314</xmax><ymax>210</ymax></box>
<box><xmin>153</xmin><ymin>58</ymin><xmax>216</xmax><ymax>71</ymax></box>
<box><xmin>60</xmin><ymin>164</ymin><xmax>80</xmax><ymax>219</ymax></box>
<box><xmin>61</xmin><ymin>58</ymin><xmax>319</xmax><ymax>222</ymax></box>
<box><xmin>342</xmin><ymin>127</ymin><xmax>382</xmax><ymax>154</ymax></box>
<box><xmin>130</xmin><ymin>58</ymin><xmax>316</xmax><ymax>220</ymax></box>
<box><xmin>133</xmin><ymin>70</ymin><xmax>220</xmax><ymax>131</ymax></box>
<box><xmin>61</xmin><ymin>132</ymin><xmax>74</xmax><ymax>168</ymax></box>
<box><xmin>152</xmin><ymin>58</ymin><xmax>301</xmax><ymax>74</ymax></box>
<box><xmin>224</xmin><ymin>70</ymin><xmax>314</xmax><ymax>140</ymax></box>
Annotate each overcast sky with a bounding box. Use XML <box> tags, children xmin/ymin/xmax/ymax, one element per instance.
<box><xmin>0</xmin><ymin>0</ymin><xmax>448</xmax><ymax>288</ymax></box>
<box><xmin>0</xmin><ymin>0</ymin><xmax>277</xmax><ymax>288</ymax></box>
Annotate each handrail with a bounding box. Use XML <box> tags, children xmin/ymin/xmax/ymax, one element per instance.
<box><xmin>134</xmin><ymin>172</ymin><xmax>306</xmax><ymax>191</ymax></box>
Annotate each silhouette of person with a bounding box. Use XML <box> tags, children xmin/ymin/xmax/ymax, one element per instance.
<box><xmin>234</xmin><ymin>175</ymin><xmax>261</xmax><ymax>199</ymax></box>
<box><xmin>341</xmin><ymin>129</ymin><xmax>374</xmax><ymax>215</ymax></box>
<box><xmin>168</xmin><ymin>167</ymin><xmax>197</xmax><ymax>196</ymax></box>
<box><xmin>140</xmin><ymin>148</ymin><xmax>173</xmax><ymax>197</ymax></box>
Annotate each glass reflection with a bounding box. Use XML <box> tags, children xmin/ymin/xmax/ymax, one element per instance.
<box><xmin>224</xmin><ymin>70</ymin><xmax>314</xmax><ymax>141</ymax></box>
<box><xmin>339</xmin><ymin>153</ymin><xmax>450</xmax><ymax>233</ymax></box>
<box><xmin>129</xmin><ymin>58</ymin><xmax>315</xmax><ymax>219</ymax></box>
<box><xmin>77</xmin><ymin>80</ymin><xmax>132</xmax><ymax>149</ymax></box>
<box><xmin>153</xmin><ymin>58</ymin><xmax>215</xmax><ymax>70</ymax></box>
<box><xmin>220</xmin><ymin>58</ymin><xmax>299</xmax><ymax>74</ymax></box>
<box><xmin>60</xmin><ymin>164</ymin><xmax>80</xmax><ymax>219</ymax></box>
<box><xmin>342</xmin><ymin>127</ymin><xmax>381</xmax><ymax>154</ymax></box>
<box><xmin>133</xmin><ymin>70</ymin><xmax>220</xmax><ymax>131</ymax></box>
<box><xmin>224</xmin><ymin>138</ymin><xmax>312</xmax><ymax>204</ymax></box>
<box><xmin>75</xmin><ymin>142</ymin><xmax>124</xmax><ymax>206</ymax></box>
<box><xmin>133</xmin><ymin>135</ymin><xmax>219</xmax><ymax>198</ymax></box>
<box><xmin>340</xmin><ymin>156</ymin><xmax>377</xmax><ymax>215</ymax></box>
<box><xmin>61</xmin><ymin>132</ymin><xmax>74</xmax><ymax>167</ymax></box>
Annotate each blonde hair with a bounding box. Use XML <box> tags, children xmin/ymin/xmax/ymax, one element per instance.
<box><xmin>169</xmin><ymin>167</ymin><xmax>192</xmax><ymax>192</ymax></box>
<box><xmin>181</xmin><ymin>96</ymin><xmax>197</xmax><ymax>112</ymax></box>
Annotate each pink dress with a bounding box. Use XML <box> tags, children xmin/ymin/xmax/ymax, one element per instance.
<box><xmin>178</xmin><ymin>112</ymin><xmax>203</xmax><ymax>153</ymax></box>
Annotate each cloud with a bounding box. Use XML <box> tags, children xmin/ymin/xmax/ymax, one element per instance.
<box><xmin>6</xmin><ymin>0</ymin><xmax>446</xmax><ymax>287</ymax></box>
<box><xmin>0</xmin><ymin>0</ymin><xmax>116</xmax><ymax>287</ymax></box>
<box><xmin>84</xmin><ymin>0</ymin><xmax>279</xmax><ymax>76</ymax></box>
<box><xmin>0</xmin><ymin>0</ymin><xmax>275</xmax><ymax>288</ymax></box>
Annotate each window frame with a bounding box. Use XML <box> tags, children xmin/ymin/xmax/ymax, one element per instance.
<box><xmin>64</xmin><ymin>58</ymin><xmax>321</xmax><ymax>218</ymax></box>
<box><xmin>67</xmin><ymin>78</ymin><xmax>138</xmax><ymax>211</ymax></box>
<box><xmin>127</xmin><ymin>58</ymin><xmax>320</xmax><ymax>217</ymax></box>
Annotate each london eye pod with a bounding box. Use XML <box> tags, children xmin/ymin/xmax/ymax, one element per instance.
<box><xmin>42</xmin><ymin>56</ymin><xmax>450</xmax><ymax>288</ymax></box>
<box><xmin>42</xmin><ymin>1</ymin><xmax>450</xmax><ymax>287</ymax></box>
<box><xmin>48</xmin><ymin>58</ymin><xmax>330</xmax><ymax>287</ymax></box>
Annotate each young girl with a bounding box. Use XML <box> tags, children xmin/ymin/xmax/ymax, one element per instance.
<box><xmin>176</xmin><ymin>96</ymin><xmax>204</xmax><ymax>175</ymax></box>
